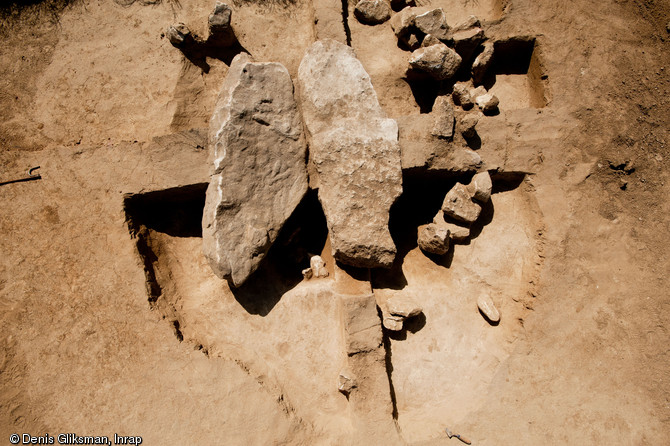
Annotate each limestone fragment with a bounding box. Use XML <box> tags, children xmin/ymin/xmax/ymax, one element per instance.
<box><xmin>433</xmin><ymin>211</ymin><xmax>471</xmax><ymax>242</ymax></box>
<box><xmin>310</xmin><ymin>255</ymin><xmax>329</xmax><ymax>278</ymax></box>
<box><xmin>459</xmin><ymin>113</ymin><xmax>479</xmax><ymax>138</ymax></box>
<box><xmin>442</xmin><ymin>182</ymin><xmax>481</xmax><ymax>223</ymax></box>
<box><xmin>338</xmin><ymin>371</ymin><xmax>357</xmax><ymax>395</ymax></box>
<box><xmin>477</xmin><ymin>294</ymin><xmax>500</xmax><ymax>323</ymax></box>
<box><xmin>208</xmin><ymin>2</ymin><xmax>235</xmax><ymax>47</ymax></box>
<box><xmin>468</xmin><ymin>171</ymin><xmax>492</xmax><ymax>202</ymax></box>
<box><xmin>417</xmin><ymin>223</ymin><xmax>450</xmax><ymax>255</ymax></box>
<box><xmin>298</xmin><ymin>40</ymin><xmax>403</xmax><ymax>268</ymax></box>
<box><xmin>421</xmin><ymin>33</ymin><xmax>441</xmax><ymax>47</ymax></box>
<box><xmin>354</xmin><ymin>0</ymin><xmax>392</xmax><ymax>25</ymax></box>
<box><xmin>302</xmin><ymin>267</ymin><xmax>313</xmax><ymax>280</ymax></box>
<box><xmin>386</xmin><ymin>294</ymin><xmax>422</xmax><ymax>318</ymax></box>
<box><xmin>431</xmin><ymin>95</ymin><xmax>455</xmax><ymax>140</ymax></box>
<box><xmin>414</xmin><ymin>8</ymin><xmax>450</xmax><ymax>40</ymax></box>
<box><xmin>167</xmin><ymin>23</ymin><xmax>194</xmax><ymax>48</ymax></box>
<box><xmin>409</xmin><ymin>43</ymin><xmax>462</xmax><ymax>81</ymax></box>
<box><xmin>202</xmin><ymin>55</ymin><xmax>308</xmax><ymax>286</ymax></box>
<box><xmin>475</xmin><ymin>92</ymin><xmax>500</xmax><ymax>114</ymax></box>
<box><xmin>472</xmin><ymin>41</ymin><xmax>494</xmax><ymax>85</ymax></box>
<box><xmin>383</xmin><ymin>315</ymin><xmax>404</xmax><ymax>331</ymax></box>
<box><xmin>453</xmin><ymin>15</ymin><xmax>481</xmax><ymax>31</ymax></box>
<box><xmin>452</xmin><ymin>83</ymin><xmax>474</xmax><ymax>109</ymax></box>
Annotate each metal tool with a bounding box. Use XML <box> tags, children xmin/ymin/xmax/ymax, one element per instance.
<box><xmin>0</xmin><ymin>166</ymin><xmax>42</xmax><ymax>186</ymax></box>
<box><xmin>445</xmin><ymin>427</ymin><xmax>471</xmax><ymax>445</ymax></box>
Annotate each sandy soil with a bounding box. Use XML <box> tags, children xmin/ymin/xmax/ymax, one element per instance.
<box><xmin>0</xmin><ymin>0</ymin><xmax>668</xmax><ymax>444</ymax></box>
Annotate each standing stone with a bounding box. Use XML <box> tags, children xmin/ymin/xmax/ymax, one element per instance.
<box><xmin>354</xmin><ymin>0</ymin><xmax>392</xmax><ymax>25</ymax></box>
<box><xmin>417</xmin><ymin>223</ymin><xmax>450</xmax><ymax>255</ymax></box>
<box><xmin>202</xmin><ymin>55</ymin><xmax>308</xmax><ymax>286</ymax></box>
<box><xmin>298</xmin><ymin>40</ymin><xmax>403</xmax><ymax>268</ymax></box>
<box><xmin>408</xmin><ymin>43</ymin><xmax>462</xmax><ymax>80</ymax></box>
<box><xmin>207</xmin><ymin>2</ymin><xmax>235</xmax><ymax>47</ymax></box>
<box><xmin>442</xmin><ymin>182</ymin><xmax>481</xmax><ymax>223</ymax></box>
<box><xmin>472</xmin><ymin>41</ymin><xmax>494</xmax><ymax>85</ymax></box>
<box><xmin>432</xmin><ymin>95</ymin><xmax>455</xmax><ymax>139</ymax></box>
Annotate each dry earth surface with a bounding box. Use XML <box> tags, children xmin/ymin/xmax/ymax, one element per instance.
<box><xmin>0</xmin><ymin>0</ymin><xmax>669</xmax><ymax>444</ymax></box>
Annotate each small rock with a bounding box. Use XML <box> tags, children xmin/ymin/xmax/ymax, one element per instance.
<box><xmin>452</xmin><ymin>83</ymin><xmax>474</xmax><ymax>109</ymax></box>
<box><xmin>354</xmin><ymin>0</ymin><xmax>392</xmax><ymax>25</ymax></box>
<box><xmin>452</xmin><ymin>27</ymin><xmax>485</xmax><ymax>61</ymax></box>
<box><xmin>431</xmin><ymin>95</ymin><xmax>455</xmax><ymax>140</ymax></box>
<box><xmin>409</xmin><ymin>43</ymin><xmax>462</xmax><ymax>80</ymax></box>
<box><xmin>442</xmin><ymin>182</ymin><xmax>481</xmax><ymax>223</ymax></box>
<box><xmin>477</xmin><ymin>294</ymin><xmax>500</xmax><ymax>323</ymax></box>
<box><xmin>383</xmin><ymin>314</ymin><xmax>404</xmax><ymax>331</ymax></box>
<box><xmin>208</xmin><ymin>2</ymin><xmax>235</xmax><ymax>47</ymax></box>
<box><xmin>470</xmin><ymin>85</ymin><xmax>487</xmax><ymax>99</ymax></box>
<box><xmin>302</xmin><ymin>267</ymin><xmax>313</xmax><ymax>280</ymax></box>
<box><xmin>390</xmin><ymin>6</ymin><xmax>418</xmax><ymax>39</ymax></box>
<box><xmin>338</xmin><ymin>371</ymin><xmax>357</xmax><ymax>395</ymax></box>
<box><xmin>459</xmin><ymin>113</ymin><xmax>479</xmax><ymax>138</ymax></box>
<box><xmin>417</xmin><ymin>223</ymin><xmax>450</xmax><ymax>255</ymax></box>
<box><xmin>472</xmin><ymin>41</ymin><xmax>494</xmax><ymax>85</ymax></box>
<box><xmin>475</xmin><ymin>92</ymin><xmax>499</xmax><ymax>114</ymax></box>
<box><xmin>468</xmin><ymin>171</ymin><xmax>492</xmax><ymax>202</ymax></box>
<box><xmin>433</xmin><ymin>212</ymin><xmax>471</xmax><ymax>242</ymax></box>
<box><xmin>386</xmin><ymin>294</ymin><xmax>422</xmax><ymax>318</ymax></box>
<box><xmin>166</xmin><ymin>23</ymin><xmax>194</xmax><ymax>47</ymax></box>
<box><xmin>421</xmin><ymin>33</ymin><xmax>441</xmax><ymax>47</ymax></box>
<box><xmin>406</xmin><ymin>33</ymin><xmax>421</xmax><ymax>50</ymax></box>
<box><xmin>310</xmin><ymin>255</ymin><xmax>329</xmax><ymax>278</ymax></box>
<box><xmin>414</xmin><ymin>8</ymin><xmax>450</xmax><ymax>40</ymax></box>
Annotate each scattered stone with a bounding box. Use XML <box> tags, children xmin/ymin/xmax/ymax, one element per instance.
<box><xmin>472</xmin><ymin>41</ymin><xmax>494</xmax><ymax>85</ymax></box>
<box><xmin>310</xmin><ymin>255</ymin><xmax>329</xmax><ymax>278</ymax></box>
<box><xmin>338</xmin><ymin>371</ymin><xmax>357</xmax><ymax>395</ymax></box>
<box><xmin>453</xmin><ymin>15</ymin><xmax>480</xmax><ymax>31</ymax></box>
<box><xmin>298</xmin><ymin>40</ymin><xmax>403</xmax><ymax>268</ymax></box>
<box><xmin>208</xmin><ymin>2</ymin><xmax>235</xmax><ymax>47</ymax></box>
<box><xmin>433</xmin><ymin>211</ymin><xmax>471</xmax><ymax>242</ymax></box>
<box><xmin>459</xmin><ymin>113</ymin><xmax>479</xmax><ymax>138</ymax></box>
<box><xmin>421</xmin><ymin>33</ymin><xmax>441</xmax><ymax>47</ymax></box>
<box><xmin>354</xmin><ymin>0</ymin><xmax>392</xmax><ymax>25</ymax></box>
<box><xmin>475</xmin><ymin>92</ymin><xmax>500</xmax><ymax>115</ymax></box>
<box><xmin>417</xmin><ymin>223</ymin><xmax>450</xmax><ymax>255</ymax></box>
<box><xmin>203</xmin><ymin>55</ymin><xmax>308</xmax><ymax>286</ymax></box>
<box><xmin>166</xmin><ymin>23</ymin><xmax>195</xmax><ymax>47</ymax></box>
<box><xmin>409</xmin><ymin>43</ymin><xmax>462</xmax><ymax>80</ymax></box>
<box><xmin>468</xmin><ymin>171</ymin><xmax>492</xmax><ymax>202</ymax></box>
<box><xmin>452</xmin><ymin>83</ymin><xmax>474</xmax><ymax>109</ymax></box>
<box><xmin>431</xmin><ymin>95</ymin><xmax>455</xmax><ymax>140</ymax></box>
<box><xmin>386</xmin><ymin>294</ymin><xmax>423</xmax><ymax>318</ymax></box>
<box><xmin>414</xmin><ymin>8</ymin><xmax>450</xmax><ymax>40</ymax></box>
<box><xmin>452</xmin><ymin>27</ymin><xmax>485</xmax><ymax>61</ymax></box>
<box><xmin>442</xmin><ymin>182</ymin><xmax>481</xmax><ymax>223</ymax></box>
<box><xmin>383</xmin><ymin>314</ymin><xmax>405</xmax><ymax>331</ymax></box>
<box><xmin>477</xmin><ymin>294</ymin><xmax>500</xmax><ymax>323</ymax></box>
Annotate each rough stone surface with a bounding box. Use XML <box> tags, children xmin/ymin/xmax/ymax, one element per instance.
<box><xmin>431</xmin><ymin>95</ymin><xmax>455</xmax><ymax>139</ymax></box>
<box><xmin>208</xmin><ymin>2</ymin><xmax>235</xmax><ymax>47</ymax></box>
<box><xmin>383</xmin><ymin>315</ymin><xmax>404</xmax><ymax>331</ymax></box>
<box><xmin>475</xmin><ymin>92</ymin><xmax>500</xmax><ymax>114</ymax></box>
<box><xmin>417</xmin><ymin>223</ymin><xmax>450</xmax><ymax>255</ymax></box>
<box><xmin>386</xmin><ymin>294</ymin><xmax>423</xmax><ymax>318</ymax></box>
<box><xmin>338</xmin><ymin>371</ymin><xmax>357</xmax><ymax>395</ymax></box>
<box><xmin>453</xmin><ymin>83</ymin><xmax>474</xmax><ymax>109</ymax></box>
<box><xmin>453</xmin><ymin>15</ymin><xmax>481</xmax><ymax>31</ymax></box>
<box><xmin>354</xmin><ymin>0</ymin><xmax>392</xmax><ymax>25</ymax></box>
<box><xmin>469</xmin><ymin>171</ymin><xmax>492</xmax><ymax>202</ymax></box>
<box><xmin>341</xmin><ymin>294</ymin><xmax>383</xmax><ymax>355</ymax></box>
<box><xmin>414</xmin><ymin>8</ymin><xmax>450</xmax><ymax>40</ymax></box>
<box><xmin>203</xmin><ymin>55</ymin><xmax>308</xmax><ymax>286</ymax></box>
<box><xmin>167</xmin><ymin>23</ymin><xmax>194</xmax><ymax>47</ymax></box>
<box><xmin>298</xmin><ymin>40</ymin><xmax>403</xmax><ymax>268</ymax></box>
<box><xmin>472</xmin><ymin>41</ymin><xmax>494</xmax><ymax>85</ymax></box>
<box><xmin>390</xmin><ymin>7</ymin><xmax>417</xmax><ymax>38</ymax></box>
<box><xmin>310</xmin><ymin>255</ymin><xmax>329</xmax><ymax>278</ymax></box>
<box><xmin>433</xmin><ymin>211</ymin><xmax>471</xmax><ymax>242</ymax></box>
<box><xmin>442</xmin><ymin>182</ymin><xmax>481</xmax><ymax>223</ymax></box>
<box><xmin>459</xmin><ymin>113</ymin><xmax>479</xmax><ymax>138</ymax></box>
<box><xmin>421</xmin><ymin>33</ymin><xmax>441</xmax><ymax>47</ymax></box>
<box><xmin>477</xmin><ymin>294</ymin><xmax>500</xmax><ymax>323</ymax></box>
<box><xmin>409</xmin><ymin>43</ymin><xmax>462</xmax><ymax>81</ymax></box>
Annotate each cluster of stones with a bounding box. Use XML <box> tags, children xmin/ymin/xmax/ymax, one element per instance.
<box><xmin>166</xmin><ymin>2</ymin><xmax>236</xmax><ymax>50</ymax></box>
<box><xmin>417</xmin><ymin>171</ymin><xmax>492</xmax><ymax>255</ymax></box>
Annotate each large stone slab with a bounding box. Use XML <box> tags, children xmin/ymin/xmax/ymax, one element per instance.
<box><xmin>202</xmin><ymin>55</ymin><xmax>308</xmax><ymax>286</ymax></box>
<box><xmin>298</xmin><ymin>40</ymin><xmax>403</xmax><ymax>268</ymax></box>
